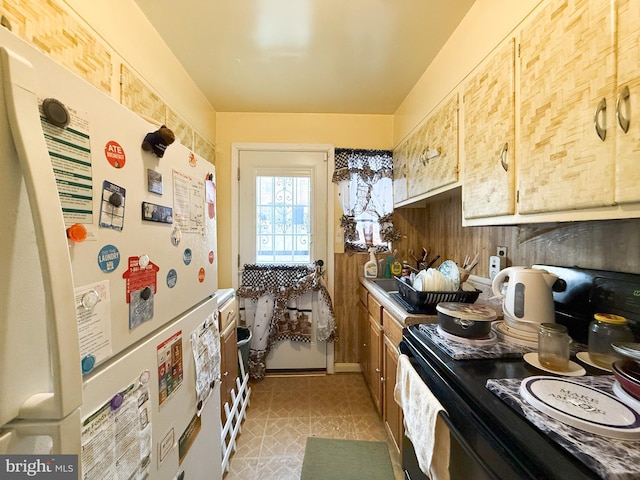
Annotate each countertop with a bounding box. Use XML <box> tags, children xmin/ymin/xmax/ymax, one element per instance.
<box><xmin>359</xmin><ymin>276</ymin><xmax>437</xmax><ymax>325</ymax></box>
<box><xmin>359</xmin><ymin>275</ymin><xmax>502</xmax><ymax>326</ymax></box>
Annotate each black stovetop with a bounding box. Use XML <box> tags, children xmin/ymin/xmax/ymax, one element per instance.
<box><xmin>402</xmin><ymin>325</ymin><xmax>604</xmax><ymax>480</ymax></box>
<box><xmin>400</xmin><ymin>265</ymin><xmax>640</xmax><ymax>480</ymax></box>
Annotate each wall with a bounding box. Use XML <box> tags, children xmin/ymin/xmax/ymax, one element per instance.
<box><xmin>0</xmin><ymin>0</ymin><xmax>217</xmax><ymax>159</ymax></box>
<box><xmin>393</xmin><ymin>0</ymin><xmax>542</xmax><ymax>146</ymax></box>
<box><xmin>215</xmin><ymin>112</ymin><xmax>393</xmax><ymax>364</ymax></box>
<box><xmin>394</xmin><ymin>194</ymin><xmax>640</xmax><ymax>279</ymax></box>
<box><xmin>215</xmin><ymin>112</ymin><xmax>393</xmax><ymax>286</ymax></box>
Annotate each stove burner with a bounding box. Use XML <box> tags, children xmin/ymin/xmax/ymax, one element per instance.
<box><xmin>437</xmin><ymin>325</ymin><xmax>498</xmax><ymax>346</ymax></box>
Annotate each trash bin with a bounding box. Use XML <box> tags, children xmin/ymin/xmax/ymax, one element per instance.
<box><xmin>237</xmin><ymin>326</ymin><xmax>252</xmax><ymax>376</ymax></box>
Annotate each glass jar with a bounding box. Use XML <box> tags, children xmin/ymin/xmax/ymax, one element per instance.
<box><xmin>588</xmin><ymin>313</ymin><xmax>634</xmax><ymax>368</ymax></box>
<box><xmin>538</xmin><ymin>323</ymin><xmax>571</xmax><ymax>371</ymax></box>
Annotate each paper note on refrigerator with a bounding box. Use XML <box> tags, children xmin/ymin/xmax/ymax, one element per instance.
<box><xmin>80</xmin><ymin>378</ymin><xmax>152</xmax><ymax>480</ymax></box>
<box><xmin>172</xmin><ymin>169</ymin><xmax>204</xmax><ymax>234</ymax></box>
<box><xmin>39</xmin><ymin>101</ymin><xmax>94</xmax><ymax>224</ymax></box>
<box><xmin>190</xmin><ymin>312</ymin><xmax>221</xmax><ymax>415</ymax></box>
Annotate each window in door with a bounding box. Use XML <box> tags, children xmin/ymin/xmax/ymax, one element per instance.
<box><xmin>238</xmin><ymin>148</ymin><xmax>328</xmax><ymax>269</ymax></box>
<box><xmin>256</xmin><ymin>175</ymin><xmax>311</xmax><ymax>264</ymax></box>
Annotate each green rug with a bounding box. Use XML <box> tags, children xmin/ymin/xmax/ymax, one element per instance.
<box><xmin>300</xmin><ymin>437</ymin><xmax>395</xmax><ymax>480</ymax></box>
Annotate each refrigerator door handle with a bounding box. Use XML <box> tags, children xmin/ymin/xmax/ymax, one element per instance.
<box><xmin>1</xmin><ymin>48</ymin><xmax>82</xmax><ymax>419</ymax></box>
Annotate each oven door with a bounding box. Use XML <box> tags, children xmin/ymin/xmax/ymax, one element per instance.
<box><xmin>399</xmin><ymin>341</ymin><xmax>499</xmax><ymax>480</ymax></box>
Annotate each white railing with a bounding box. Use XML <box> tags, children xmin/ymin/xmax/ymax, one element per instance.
<box><xmin>221</xmin><ymin>350</ymin><xmax>251</xmax><ymax>474</ymax></box>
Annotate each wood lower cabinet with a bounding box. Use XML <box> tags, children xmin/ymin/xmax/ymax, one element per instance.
<box><xmin>359</xmin><ymin>283</ymin><xmax>406</xmax><ymax>449</ymax></box>
<box><xmin>358</xmin><ymin>294</ymin><xmax>370</xmax><ymax>388</ymax></box>
<box><xmin>360</xmin><ymin>286</ymin><xmax>384</xmax><ymax>415</ymax></box>
<box><xmin>368</xmin><ymin>315</ymin><xmax>383</xmax><ymax>415</ymax></box>
<box><xmin>382</xmin><ymin>309</ymin><xmax>404</xmax><ymax>455</ymax></box>
<box><xmin>219</xmin><ymin>297</ymin><xmax>238</xmax><ymax>420</ymax></box>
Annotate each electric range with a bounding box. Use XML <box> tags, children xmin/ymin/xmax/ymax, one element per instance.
<box><xmin>400</xmin><ymin>265</ymin><xmax>640</xmax><ymax>480</ymax></box>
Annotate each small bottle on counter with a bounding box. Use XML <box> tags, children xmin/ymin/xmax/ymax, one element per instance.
<box><xmin>538</xmin><ymin>323</ymin><xmax>571</xmax><ymax>371</ymax></box>
<box><xmin>364</xmin><ymin>247</ymin><xmax>378</xmax><ymax>278</ymax></box>
<box><xmin>588</xmin><ymin>313</ymin><xmax>634</xmax><ymax>369</ymax></box>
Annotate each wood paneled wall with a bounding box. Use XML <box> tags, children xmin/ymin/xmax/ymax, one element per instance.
<box><xmin>333</xmin><ymin>190</ymin><xmax>640</xmax><ymax>364</ymax></box>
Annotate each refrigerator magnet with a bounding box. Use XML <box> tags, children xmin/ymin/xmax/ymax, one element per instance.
<box><xmin>105</xmin><ymin>140</ymin><xmax>126</xmax><ymax>168</ymax></box>
<box><xmin>171</xmin><ymin>226</ymin><xmax>182</xmax><ymax>246</ymax></box>
<box><xmin>148</xmin><ymin>169</ymin><xmax>163</xmax><ymax>195</ymax></box>
<box><xmin>100</xmin><ymin>181</ymin><xmax>126</xmax><ymax>231</ymax></box>
<box><xmin>142</xmin><ymin>201</ymin><xmax>173</xmax><ymax>224</ymax></box>
<box><xmin>166</xmin><ymin>269</ymin><xmax>177</xmax><ymax>288</ymax></box>
<box><xmin>183</xmin><ymin>249</ymin><xmax>192</xmax><ymax>265</ymax></box>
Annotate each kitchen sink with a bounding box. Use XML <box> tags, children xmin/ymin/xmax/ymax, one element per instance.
<box><xmin>368</xmin><ymin>277</ymin><xmax>400</xmax><ymax>294</ymax></box>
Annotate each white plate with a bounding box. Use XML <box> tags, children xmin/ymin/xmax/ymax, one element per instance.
<box><xmin>613</xmin><ymin>381</ymin><xmax>640</xmax><ymax>412</ymax></box>
<box><xmin>523</xmin><ymin>352</ymin><xmax>586</xmax><ymax>377</ymax></box>
<box><xmin>492</xmin><ymin>321</ymin><xmax>538</xmax><ymax>348</ymax></box>
<box><xmin>436</xmin><ymin>325</ymin><xmax>498</xmax><ymax>345</ymax></box>
<box><xmin>520</xmin><ymin>376</ymin><xmax>640</xmax><ymax>439</ymax></box>
<box><xmin>576</xmin><ymin>351</ymin><xmax>612</xmax><ymax>372</ymax></box>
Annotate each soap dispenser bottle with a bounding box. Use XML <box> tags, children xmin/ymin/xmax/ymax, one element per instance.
<box><xmin>364</xmin><ymin>247</ymin><xmax>378</xmax><ymax>278</ymax></box>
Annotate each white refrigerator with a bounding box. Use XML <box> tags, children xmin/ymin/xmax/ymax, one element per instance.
<box><xmin>0</xmin><ymin>27</ymin><xmax>222</xmax><ymax>480</ymax></box>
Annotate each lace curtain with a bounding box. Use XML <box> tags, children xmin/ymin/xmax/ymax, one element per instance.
<box><xmin>332</xmin><ymin>148</ymin><xmax>400</xmax><ymax>254</ymax></box>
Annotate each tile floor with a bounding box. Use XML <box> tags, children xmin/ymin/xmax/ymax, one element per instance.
<box><xmin>223</xmin><ymin>372</ymin><xmax>404</xmax><ymax>480</ymax></box>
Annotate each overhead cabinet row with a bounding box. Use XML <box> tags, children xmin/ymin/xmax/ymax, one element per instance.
<box><xmin>395</xmin><ymin>0</ymin><xmax>640</xmax><ymax>225</ymax></box>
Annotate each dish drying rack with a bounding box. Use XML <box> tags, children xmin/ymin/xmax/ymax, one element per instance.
<box><xmin>395</xmin><ymin>276</ymin><xmax>480</xmax><ymax>314</ymax></box>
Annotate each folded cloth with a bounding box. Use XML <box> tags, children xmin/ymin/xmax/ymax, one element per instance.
<box><xmin>394</xmin><ymin>354</ymin><xmax>450</xmax><ymax>480</ymax></box>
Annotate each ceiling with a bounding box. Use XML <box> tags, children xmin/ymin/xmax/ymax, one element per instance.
<box><xmin>133</xmin><ymin>0</ymin><xmax>475</xmax><ymax>114</ymax></box>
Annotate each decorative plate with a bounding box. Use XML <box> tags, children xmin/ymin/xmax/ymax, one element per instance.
<box><xmin>437</xmin><ymin>260</ymin><xmax>460</xmax><ymax>291</ymax></box>
<box><xmin>520</xmin><ymin>376</ymin><xmax>640</xmax><ymax>440</ymax></box>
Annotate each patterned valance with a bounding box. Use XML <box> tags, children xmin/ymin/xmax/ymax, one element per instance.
<box><xmin>332</xmin><ymin>148</ymin><xmax>393</xmax><ymax>183</ymax></box>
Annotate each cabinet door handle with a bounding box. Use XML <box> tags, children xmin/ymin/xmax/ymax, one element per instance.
<box><xmin>375</xmin><ymin>368</ymin><xmax>381</xmax><ymax>373</ymax></box>
<box><xmin>381</xmin><ymin>377</ymin><xmax>385</xmax><ymax>383</ymax></box>
<box><xmin>500</xmin><ymin>142</ymin><xmax>508</xmax><ymax>172</ymax></box>
<box><xmin>616</xmin><ymin>85</ymin><xmax>630</xmax><ymax>133</ymax></box>
<box><xmin>594</xmin><ymin>97</ymin><xmax>607</xmax><ymax>141</ymax></box>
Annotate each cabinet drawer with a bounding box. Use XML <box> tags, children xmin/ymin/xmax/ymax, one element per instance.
<box><xmin>383</xmin><ymin>309</ymin><xmax>403</xmax><ymax>347</ymax></box>
<box><xmin>218</xmin><ymin>296</ymin><xmax>238</xmax><ymax>332</ymax></box>
<box><xmin>368</xmin><ymin>295</ymin><xmax>383</xmax><ymax>324</ymax></box>
<box><xmin>359</xmin><ymin>285</ymin><xmax>368</xmax><ymax>307</ymax></box>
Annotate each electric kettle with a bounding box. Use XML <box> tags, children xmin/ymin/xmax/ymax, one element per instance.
<box><xmin>491</xmin><ymin>266</ymin><xmax>558</xmax><ymax>332</ymax></box>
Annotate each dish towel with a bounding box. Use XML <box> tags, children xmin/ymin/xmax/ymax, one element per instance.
<box><xmin>394</xmin><ymin>354</ymin><xmax>450</xmax><ymax>480</ymax></box>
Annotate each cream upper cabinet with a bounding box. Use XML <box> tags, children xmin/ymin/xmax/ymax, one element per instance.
<box><xmin>462</xmin><ymin>39</ymin><xmax>516</xmax><ymax>220</ymax></box>
<box><xmin>518</xmin><ymin>0</ymin><xmax>616</xmax><ymax>214</ymax></box>
<box><xmin>393</xmin><ymin>94</ymin><xmax>459</xmax><ymax>205</ymax></box>
<box><xmin>615</xmin><ymin>0</ymin><xmax>640</xmax><ymax>204</ymax></box>
<box><xmin>392</xmin><ymin>147</ymin><xmax>408</xmax><ymax>204</ymax></box>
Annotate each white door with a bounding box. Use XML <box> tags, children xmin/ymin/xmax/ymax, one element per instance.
<box><xmin>238</xmin><ymin>147</ymin><xmax>329</xmax><ymax>370</ymax></box>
